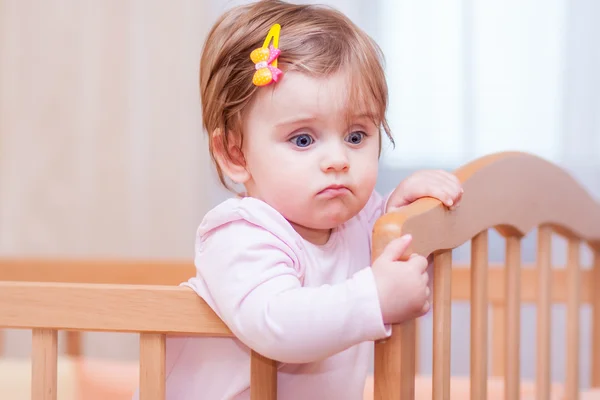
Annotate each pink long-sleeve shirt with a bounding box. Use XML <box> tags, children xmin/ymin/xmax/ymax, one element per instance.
<box><xmin>138</xmin><ymin>190</ymin><xmax>391</xmax><ymax>400</ymax></box>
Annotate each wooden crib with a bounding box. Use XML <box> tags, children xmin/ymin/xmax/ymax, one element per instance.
<box><xmin>1</xmin><ymin>151</ymin><xmax>599</xmax><ymax>399</ymax></box>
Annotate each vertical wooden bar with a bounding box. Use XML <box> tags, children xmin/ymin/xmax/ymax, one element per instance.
<box><xmin>374</xmin><ymin>322</ymin><xmax>416</xmax><ymax>400</ymax></box>
<box><xmin>536</xmin><ymin>225</ymin><xmax>552</xmax><ymax>400</ymax></box>
<box><xmin>415</xmin><ymin>319</ymin><xmax>421</xmax><ymax>374</ymax></box>
<box><xmin>591</xmin><ymin>250</ymin><xmax>600</xmax><ymax>387</ymax></box>
<box><xmin>139</xmin><ymin>333</ymin><xmax>166</xmax><ymax>400</ymax></box>
<box><xmin>65</xmin><ymin>331</ymin><xmax>82</xmax><ymax>357</ymax></box>
<box><xmin>491</xmin><ymin>306</ymin><xmax>505</xmax><ymax>376</ymax></box>
<box><xmin>251</xmin><ymin>350</ymin><xmax>277</xmax><ymax>400</ymax></box>
<box><xmin>433</xmin><ymin>250</ymin><xmax>452</xmax><ymax>400</ymax></box>
<box><xmin>565</xmin><ymin>238</ymin><xmax>580</xmax><ymax>399</ymax></box>
<box><xmin>32</xmin><ymin>328</ymin><xmax>58</xmax><ymax>400</ymax></box>
<box><xmin>470</xmin><ymin>230</ymin><xmax>488</xmax><ymax>399</ymax></box>
<box><xmin>505</xmin><ymin>236</ymin><xmax>521</xmax><ymax>400</ymax></box>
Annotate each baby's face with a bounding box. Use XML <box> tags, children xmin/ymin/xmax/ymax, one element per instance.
<box><xmin>240</xmin><ymin>69</ymin><xmax>381</xmax><ymax>244</ymax></box>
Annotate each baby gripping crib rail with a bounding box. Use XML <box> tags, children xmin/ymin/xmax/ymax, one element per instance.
<box><xmin>0</xmin><ymin>151</ymin><xmax>598</xmax><ymax>400</ymax></box>
<box><xmin>371</xmin><ymin>151</ymin><xmax>600</xmax><ymax>400</ymax></box>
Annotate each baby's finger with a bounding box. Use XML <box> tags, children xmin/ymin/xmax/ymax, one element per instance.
<box><xmin>424</xmin><ymin>184</ymin><xmax>456</xmax><ymax>207</ymax></box>
<box><xmin>421</xmin><ymin>300</ymin><xmax>431</xmax><ymax>314</ymax></box>
<box><xmin>381</xmin><ymin>235</ymin><xmax>413</xmax><ymax>262</ymax></box>
<box><xmin>431</xmin><ymin>171</ymin><xmax>462</xmax><ymax>193</ymax></box>
<box><xmin>412</xmin><ymin>255</ymin><xmax>429</xmax><ymax>272</ymax></box>
<box><xmin>437</xmin><ymin>181</ymin><xmax>463</xmax><ymax>207</ymax></box>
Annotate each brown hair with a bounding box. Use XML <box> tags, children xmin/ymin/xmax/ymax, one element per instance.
<box><xmin>200</xmin><ymin>0</ymin><xmax>393</xmax><ymax>189</ymax></box>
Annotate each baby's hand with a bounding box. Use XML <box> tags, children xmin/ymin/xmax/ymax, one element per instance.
<box><xmin>387</xmin><ymin>169</ymin><xmax>463</xmax><ymax>211</ymax></box>
<box><xmin>371</xmin><ymin>234</ymin><xmax>430</xmax><ymax>324</ymax></box>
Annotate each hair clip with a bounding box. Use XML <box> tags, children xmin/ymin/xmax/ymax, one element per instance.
<box><xmin>250</xmin><ymin>23</ymin><xmax>283</xmax><ymax>87</ymax></box>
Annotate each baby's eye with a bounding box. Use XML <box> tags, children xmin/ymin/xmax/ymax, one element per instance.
<box><xmin>291</xmin><ymin>134</ymin><xmax>314</xmax><ymax>148</ymax></box>
<box><xmin>346</xmin><ymin>131</ymin><xmax>366</xmax><ymax>145</ymax></box>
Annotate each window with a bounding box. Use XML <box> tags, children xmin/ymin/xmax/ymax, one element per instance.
<box><xmin>376</xmin><ymin>0</ymin><xmax>568</xmax><ymax>169</ymax></box>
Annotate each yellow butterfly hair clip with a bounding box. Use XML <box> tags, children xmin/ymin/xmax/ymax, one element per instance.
<box><xmin>250</xmin><ymin>23</ymin><xmax>283</xmax><ymax>87</ymax></box>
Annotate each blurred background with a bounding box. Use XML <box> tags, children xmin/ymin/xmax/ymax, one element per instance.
<box><xmin>1</xmin><ymin>0</ymin><xmax>598</xmax><ymax>388</ymax></box>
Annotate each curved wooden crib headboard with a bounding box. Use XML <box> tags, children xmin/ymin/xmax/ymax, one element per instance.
<box><xmin>371</xmin><ymin>151</ymin><xmax>600</xmax><ymax>399</ymax></box>
<box><xmin>0</xmin><ymin>151</ymin><xmax>598</xmax><ymax>400</ymax></box>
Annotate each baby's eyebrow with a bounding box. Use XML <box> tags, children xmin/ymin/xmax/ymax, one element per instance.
<box><xmin>345</xmin><ymin>112</ymin><xmax>378</xmax><ymax>124</ymax></box>
<box><xmin>274</xmin><ymin>116</ymin><xmax>318</xmax><ymax>128</ymax></box>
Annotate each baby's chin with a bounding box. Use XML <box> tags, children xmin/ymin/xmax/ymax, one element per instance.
<box><xmin>293</xmin><ymin>207</ymin><xmax>359</xmax><ymax>231</ymax></box>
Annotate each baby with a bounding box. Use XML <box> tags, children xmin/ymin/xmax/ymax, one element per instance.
<box><xmin>136</xmin><ymin>1</ymin><xmax>463</xmax><ymax>399</ymax></box>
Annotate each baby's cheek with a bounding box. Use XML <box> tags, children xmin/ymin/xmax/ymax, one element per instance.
<box><xmin>356</xmin><ymin>160</ymin><xmax>378</xmax><ymax>187</ymax></box>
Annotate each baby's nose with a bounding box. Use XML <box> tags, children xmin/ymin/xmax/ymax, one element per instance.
<box><xmin>320</xmin><ymin>147</ymin><xmax>349</xmax><ymax>172</ymax></box>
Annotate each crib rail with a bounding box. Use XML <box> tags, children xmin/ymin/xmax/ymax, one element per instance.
<box><xmin>371</xmin><ymin>151</ymin><xmax>600</xmax><ymax>399</ymax></box>
<box><xmin>0</xmin><ymin>258</ymin><xmax>193</xmax><ymax>285</ymax></box>
<box><xmin>0</xmin><ymin>259</ymin><xmax>196</xmax><ymax>358</ymax></box>
<box><xmin>1</xmin><ymin>151</ymin><xmax>599</xmax><ymax>400</ymax></box>
<box><xmin>0</xmin><ymin>282</ymin><xmax>279</xmax><ymax>399</ymax></box>
<box><xmin>0</xmin><ymin>283</ymin><xmax>229</xmax><ymax>334</ymax></box>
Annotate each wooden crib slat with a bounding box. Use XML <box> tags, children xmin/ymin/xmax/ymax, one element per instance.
<box><xmin>470</xmin><ymin>230</ymin><xmax>488</xmax><ymax>399</ymax></box>
<box><xmin>433</xmin><ymin>250</ymin><xmax>452</xmax><ymax>400</ymax></box>
<box><xmin>491</xmin><ymin>306</ymin><xmax>505</xmax><ymax>377</ymax></box>
<box><xmin>536</xmin><ymin>225</ymin><xmax>552</xmax><ymax>400</ymax></box>
<box><xmin>415</xmin><ymin>318</ymin><xmax>421</xmax><ymax>374</ymax></box>
<box><xmin>32</xmin><ymin>328</ymin><xmax>58</xmax><ymax>400</ymax></box>
<box><xmin>374</xmin><ymin>322</ymin><xmax>416</xmax><ymax>399</ymax></box>
<box><xmin>139</xmin><ymin>333</ymin><xmax>166</xmax><ymax>400</ymax></box>
<box><xmin>592</xmin><ymin>250</ymin><xmax>600</xmax><ymax>387</ymax></box>
<box><xmin>505</xmin><ymin>236</ymin><xmax>521</xmax><ymax>400</ymax></box>
<box><xmin>565</xmin><ymin>238</ymin><xmax>580</xmax><ymax>399</ymax></box>
<box><xmin>65</xmin><ymin>331</ymin><xmax>82</xmax><ymax>357</ymax></box>
<box><xmin>251</xmin><ymin>350</ymin><xmax>278</xmax><ymax>400</ymax></box>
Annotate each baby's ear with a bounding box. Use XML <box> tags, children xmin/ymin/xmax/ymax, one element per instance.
<box><xmin>211</xmin><ymin>129</ymin><xmax>251</xmax><ymax>184</ymax></box>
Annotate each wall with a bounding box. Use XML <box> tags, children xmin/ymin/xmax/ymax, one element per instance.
<box><xmin>0</xmin><ymin>0</ymin><xmax>221</xmax><ymax>360</ymax></box>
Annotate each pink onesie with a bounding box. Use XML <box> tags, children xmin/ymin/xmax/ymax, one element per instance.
<box><xmin>134</xmin><ymin>190</ymin><xmax>392</xmax><ymax>400</ymax></box>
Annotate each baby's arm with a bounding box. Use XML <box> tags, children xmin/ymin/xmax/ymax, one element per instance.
<box><xmin>194</xmin><ymin>220</ymin><xmax>388</xmax><ymax>364</ymax></box>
